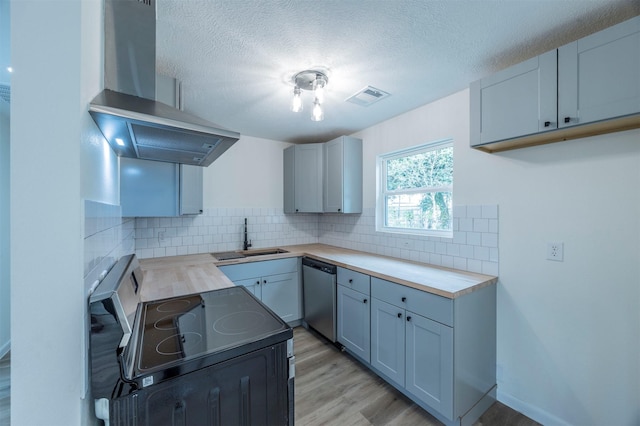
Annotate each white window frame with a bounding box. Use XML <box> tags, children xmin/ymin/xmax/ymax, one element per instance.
<box><xmin>376</xmin><ymin>139</ymin><xmax>453</xmax><ymax>238</ymax></box>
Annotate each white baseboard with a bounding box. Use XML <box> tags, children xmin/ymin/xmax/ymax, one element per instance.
<box><xmin>498</xmin><ymin>389</ymin><xmax>571</xmax><ymax>426</ymax></box>
<box><xmin>0</xmin><ymin>339</ymin><xmax>9</xmax><ymax>359</ymax></box>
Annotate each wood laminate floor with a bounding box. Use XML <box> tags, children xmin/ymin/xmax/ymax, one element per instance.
<box><xmin>0</xmin><ymin>351</ymin><xmax>9</xmax><ymax>426</ymax></box>
<box><xmin>294</xmin><ymin>327</ymin><xmax>539</xmax><ymax>426</ymax></box>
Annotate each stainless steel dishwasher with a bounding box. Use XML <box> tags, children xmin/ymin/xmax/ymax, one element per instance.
<box><xmin>302</xmin><ymin>257</ymin><xmax>337</xmax><ymax>342</ymax></box>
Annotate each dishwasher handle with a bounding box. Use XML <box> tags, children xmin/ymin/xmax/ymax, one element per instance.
<box><xmin>302</xmin><ymin>257</ymin><xmax>337</xmax><ymax>275</ymax></box>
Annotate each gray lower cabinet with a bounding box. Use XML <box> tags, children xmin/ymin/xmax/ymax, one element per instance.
<box><xmin>218</xmin><ymin>258</ymin><xmax>302</xmax><ymax>324</ymax></box>
<box><xmin>370</xmin><ymin>277</ymin><xmax>495</xmax><ymax>426</ymax></box>
<box><xmin>405</xmin><ymin>310</ymin><xmax>454</xmax><ymax>417</ymax></box>
<box><xmin>336</xmin><ymin>267</ymin><xmax>371</xmax><ymax>363</ymax></box>
<box><xmin>370</xmin><ymin>298</ymin><xmax>405</xmax><ymax>385</ymax></box>
<box><xmin>337</xmin><ymin>285</ymin><xmax>370</xmax><ymax>363</ymax></box>
<box><xmin>370</xmin><ymin>297</ymin><xmax>453</xmax><ymax>417</ymax></box>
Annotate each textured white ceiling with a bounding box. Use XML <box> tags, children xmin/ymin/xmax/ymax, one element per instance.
<box><xmin>156</xmin><ymin>0</ymin><xmax>640</xmax><ymax>143</ymax></box>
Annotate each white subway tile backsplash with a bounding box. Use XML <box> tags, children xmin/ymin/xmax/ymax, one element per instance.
<box><xmin>481</xmin><ymin>232</ymin><xmax>498</xmax><ymax>248</ymax></box>
<box><xmin>481</xmin><ymin>204</ymin><xmax>498</xmax><ymax>219</ymax></box>
<box><xmin>84</xmin><ymin>200</ymin><xmax>134</xmax><ymax>295</ymax></box>
<box><xmin>473</xmin><ymin>218</ymin><xmax>489</xmax><ymax>233</ymax></box>
<box><xmin>482</xmin><ymin>261</ymin><xmax>499</xmax><ymax>276</ymax></box>
<box><xmin>467</xmin><ymin>232</ymin><xmax>482</xmax><ymax>246</ymax></box>
<box><xmin>131</xmin><ymin>204</ymin><xmax>499</xmax><ymax>276</ymax></box>
<box><xmin>459</xmin><ymin>217</ymin><xmax>473</xmax><ymax>232</ymax></box>
<box><xmin>467</xmin><ymin>205</ymin><xmax>482</xmax><ymax>218</ymax></box>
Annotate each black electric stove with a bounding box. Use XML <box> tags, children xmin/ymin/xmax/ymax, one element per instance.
<box><xmin>89</xmin><ymin>255</ymin><xmax>294</xmax><ymax>426</ymax></box>
<box><xmin>130</xmin><ymin>286</ymin><xmax>292</xmax><ymax>387</ymax></box>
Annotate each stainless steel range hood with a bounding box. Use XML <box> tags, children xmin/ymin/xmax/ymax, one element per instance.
<box><xmin>89</xmin><ymin>0</ymin><xmax>239</xmax><ymax>167</ymax></box>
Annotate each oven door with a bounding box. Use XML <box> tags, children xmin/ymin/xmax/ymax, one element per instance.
<box><xmin>109</xmin><ymin>340</ymin><xmax>292</xmax><ymax>426</ymax></box>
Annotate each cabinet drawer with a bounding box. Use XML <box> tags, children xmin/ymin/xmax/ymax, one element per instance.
<box><xmin>371</xmin><ymin>277</ymin><xmax>453</xmax><ymax>327</ymax></box>
<box><xmin>219</xmin><ymin>257</ymin><xmax>298</xmax><ymax>281</ymax></box>
<box><xmin>337</xmin><ymin>267</ymin><xmax>370</xmax><ymax>295</ymax></box>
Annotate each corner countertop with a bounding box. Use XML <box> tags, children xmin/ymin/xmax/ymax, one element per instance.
<box><xmin>139</xmin><ymin>243</ymin><xmax>497</xmax><ymax>301</ymax></box>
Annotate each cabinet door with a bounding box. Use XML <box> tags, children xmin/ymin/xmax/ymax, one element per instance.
<box><xmin>179</xmin><ymin>165</ymin><xmax>203</xmax><ymax>215</ymax></box>
<box><xmin>324</xmin><ymin>138</ymin><xmax>344</xmax><ymax>213</ymax></box>
<box><xmin>324</xmin><ymin>136</ymin><xmax>363</xmax><ymax>214</ymax></box>
<box><xmin>232</xmin><ymin>277</ymin><xmax>261</xmax><ymax>298</ymax></box>
<box><xmin>293</xmin><ymin>144</ymin><xmax>323</xmax><ymax>213</ymax></box>
<box><xmin>120</xmin><ymin>157</ymin><xmax>179</xmax><ymax>217</ymax></box>
<box><xmin>558</xmin><ymin>16</ymin><xmax>640</xmax><ymax>128</ymax></box>
<box><xmin>370</xmin><ymin>298</ymin><xmax>405</xmax><ymax>386</ymax></box>
<box><xmin>470</xmin><ymin>50</ymin><xmax>557</xmax><ymax>146</ymax></box>
<box><xmin>405</xmin><ymin>313</ymin><xmax>453</xmax><ymax>420</ymax></box>
<box><xmin>261</xmin><ymin>272</ymin><xmax>301</xmax><ymax>323</ymax></box>
<box><xmin>283</xmin><ymin>146</ymin><xmax>295</xmax><ymax>214</ymax></box>
<box><xmin>337</xmin><ymin>285</ymin><xmax>370</xmax><ymax>363</ymax></box>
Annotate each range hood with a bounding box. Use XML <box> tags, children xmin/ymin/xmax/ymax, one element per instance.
<box><xmin>89</xmin><ymin>0</ymin><xmax>239</xmax><ymax>167</ymax></box>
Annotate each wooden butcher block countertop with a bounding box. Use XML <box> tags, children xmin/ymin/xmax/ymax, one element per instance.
<box><xmin>139</xmin><ymin>243</ymin><xmax>497</xmax><ymax>301</ymax></box>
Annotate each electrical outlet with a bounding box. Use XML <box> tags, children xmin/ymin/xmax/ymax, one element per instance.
<box><xmin>546</xmin><ymin>242</ymin><xmax>564</xmax><ymax>261</ymax></box>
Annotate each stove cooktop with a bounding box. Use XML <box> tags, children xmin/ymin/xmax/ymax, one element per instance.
<box><xmin>132</xmin><ymin>286</ymin><xmax>291</xmax><ymax>380</ymax></box>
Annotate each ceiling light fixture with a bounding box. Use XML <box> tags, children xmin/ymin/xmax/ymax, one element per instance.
<box><xmin>291</xmin><ymin>69</ymin><xmax>329</xmax><ymax>121</ymax></box>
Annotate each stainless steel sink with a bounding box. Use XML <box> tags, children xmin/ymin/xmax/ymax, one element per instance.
<box><xmin>243</xmin><ymin>249</ymin><xmax>289</xmax><ymax>257</ymax></box>
<box><xmin>212</xmin><ymin>249</ymin><xmax>288</xmax><ymax>260</ymax></box>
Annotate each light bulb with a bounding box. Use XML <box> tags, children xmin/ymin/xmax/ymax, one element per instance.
<box><xmin>115</xmin><ymin>138</ymin><xmax>125</xmax><ymax>146</ymax></box>
<box><xmin>311</xmin><ymin>98</ymin><xmax>324</xmax><ymax>122</ymax></box>
<box><xmin>313</xmin><ymin>77</ymin><xmax>325</xmax><ymax>104</ymax></box>
<box><xmin>291</xmin><ymin>86</ymin><xmax>303</xmax><ymax>112</ymax></box>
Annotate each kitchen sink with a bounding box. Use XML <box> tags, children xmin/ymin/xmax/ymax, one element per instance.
<box><xmin>212</xmin><ymin>249</ymin><xmax>288</xmax><ymax>261</ymax></box>
<box><xmin>243</xmin><ymin>249</ymin><xmax>289</xmax><ymax>257</ymax></box>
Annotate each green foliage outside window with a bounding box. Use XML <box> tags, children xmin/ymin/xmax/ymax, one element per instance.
<box><xmin>383</xmin><ymin>144</ymin><xmax>453</xmax><ymax>232</ymax></box>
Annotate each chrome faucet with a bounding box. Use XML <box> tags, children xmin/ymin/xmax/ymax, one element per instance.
<box><xmin>243</xmin><ymin>218</ymin><xmax>252</xmax><ymax>251</ymax></box>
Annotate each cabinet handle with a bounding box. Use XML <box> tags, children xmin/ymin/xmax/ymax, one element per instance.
<box><xmin>256</xmin><ymin>280</ymin><xmax>260</xmax><ymax>285</ymax></box>
<box><xmin>564</xmin><ymin>116</ymin><xmax>578</xmax><ymax>124</ymax></box>
<box><xmin>397</xmin><ymin>312</ymin><xmax>402</xmax><ymax>318</ymax></box>
<box><xmin>295</xmin><ymin>209</ymin><xmax>299</xmax><ymax>212</ymax></box>
<box><xmin>401</xmin><ymin>297</ymin><xmax>406</xmax><ymax>302</ymax></box>
<box><xmin>338</xmin><ymin>208</ymin><xmax>341</xmax><ymax>212</ymax></box>
<box><xmin>263</xmin><ymin>279</ymin><xmax>267</xmax><ymax>284</ymax></box>
<box><xmin>349</xmin><ymin>279</ymin><xmax>353</xmax><ymax>283</ymax></box>
<box><xmin>406</xmin><ymin>316</ymin><xmax>412</xmax><ymax>322</ymax></box>
<box><xmin>363</xmin><ymin>299</ymin><xmax>368</xmax><ymax>304</ymax></box>
<box><xmin>544</xmin><ymin>121</ymin><xmax>551</xmax><ymax>127</ymax></box>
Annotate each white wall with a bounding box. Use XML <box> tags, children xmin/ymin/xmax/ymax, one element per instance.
<box><xmin>0</xmin><ymin>0</ymin><xmax>10</xmax><ymax>360</ymax></box>
<box><xmin>11</xmin><ymin>0</ymin><xmax>109</xmax><ymax>424</ymax></box>
<box><xmin>0</xmin><ymin>96</ymin><xmax>8</xmax><ymax>358</ymax></box>
<box><xmin>353</xmin><ymin>89</ymin><xmax>640</xmax><ymax>425</ymax></box>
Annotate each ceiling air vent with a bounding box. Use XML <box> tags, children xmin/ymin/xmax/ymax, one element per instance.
<box><xmin>346</xmin><ymin>86</ymin><xmax>390</xmax><ymax>107</ymax></box>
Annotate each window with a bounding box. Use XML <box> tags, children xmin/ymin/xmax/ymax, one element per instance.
<box><xmin>377</xmin><ymin>139</ymin><xmax>453</xmax><ymax>237</ymax></box>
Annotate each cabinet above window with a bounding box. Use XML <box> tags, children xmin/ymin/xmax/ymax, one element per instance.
<box><xmin>471</xmin><ymin>15</ymin><xmax>640</xmax><ymax>152</ymax></box>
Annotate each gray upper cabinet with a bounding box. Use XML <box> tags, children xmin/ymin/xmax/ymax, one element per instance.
<box><xmin>120</xmin><ymin>75</ymin><xmax>204</xmax><ymax>217</ymax></box>
<box><xmin>323</xmin><ymin>136</ymin><xmax>363</xmax><ymax>214</ymax></box>
<box><xmin>471</xmin><ymin>16</ymin><xmax>640</xmax><ymax>152</ymax></box>
<box><xmin>120</xmin><ymin>158</ymin><xmax>203</xmax><ymax>217</ymax></box>
<box><xmin>283</xmin><ymin>144</ymin><xmax>323</xmax><ymax>213</ymax></box>
<box><xmin>179</xmin><ymin>164</ymin><xmax>204</xmax><ymax>215</ymax></box>
<box><xmin>470</xmin><ymin>51</ymin><xmax>557</xmax><ymax>147</ymax></box>
<box><xmin>558</xmin><ymin>18</ymin><xmax>640</xmax><ymax>129</ymax></box>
